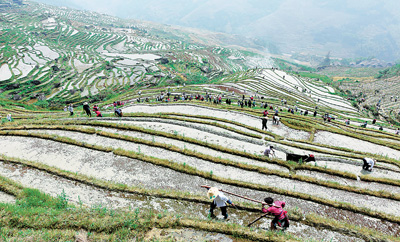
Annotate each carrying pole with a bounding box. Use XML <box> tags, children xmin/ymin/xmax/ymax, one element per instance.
<box><xmin>247</xmin><ymin>214</ymin><xmax>266</xmax><ymax>227</ymax></box>
<box><xmin>201</xmin><ymin>185</ymin><xmax>265</xmax><ymax>204</ymax></box>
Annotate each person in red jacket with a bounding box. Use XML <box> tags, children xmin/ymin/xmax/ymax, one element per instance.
<box><xmin>262</xmin><ymin>197</ymin><xmax>289</xmax><ymax>231</ymax></box>
<box><xmin>95</xmin><ymin>110</ymin><xmax>102</xmax><ymax>117</ymax></box>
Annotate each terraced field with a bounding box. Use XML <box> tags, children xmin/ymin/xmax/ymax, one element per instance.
<box><xmin>1</xmin><ymin>79</ymin><xmax>400</xmax><ymax>240</ymax></box>
<box><xmin>1</xmin><ymin>1</ymin><xmax>400</xmax><ymax>241</ymax></box>
<box><xmin>0</xmin><ymin>0</ymin><xmax>272</xmax><ymax>106</ymax></box>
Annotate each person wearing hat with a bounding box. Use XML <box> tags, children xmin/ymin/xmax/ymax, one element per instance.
<box><xmin>207</xmin><ymin>187</ymin><xmax>234</xmax><ymax>220</ymax></box>
<box><xmin>83</xmin><ymin>102</ymin><xmax>91</xmax><ymax>117</ymax></box>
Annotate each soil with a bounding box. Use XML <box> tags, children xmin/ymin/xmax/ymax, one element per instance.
<box><xmin>0</xmin><ymin>135</ymin><xmax>399</xmax><ymax>237</ymax></box>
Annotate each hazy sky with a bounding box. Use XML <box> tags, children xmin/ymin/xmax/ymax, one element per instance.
<box><xmin>32</xmin><ymin>0</ymin><xmax>400</xmax><ymax>61</ymax></box>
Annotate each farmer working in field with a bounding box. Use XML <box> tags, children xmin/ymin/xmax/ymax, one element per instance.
<box><xmin>207</xmin><ymin>187</ymin><xmax>234</xmax><ymax>220</ymax></box>
<box><xmin>114</xmin><ymin>108</ymin><xmax>123</xmax><ymax>117</ymax></box>
<box><xmin>264</xmin><ymin>145</ymin><xmax>275</xmax><ymax>157</ymax></box>
<box><xmin>83</xmin><ymin>102</ymin><xmax>91</xmax><ymax>117</ymax></box>
<box><xmin>262</xmin><ymin>197</ymin><xmax>289</xmax><ymax>231</ymax></box>
<box><xmin>362</xmin><ymin>158</ymin><xmax>376</xmax><ymax>172</ymax></box>
<box><xmin>261</xmin><ymin>115</ymin><xmax>268</xmax><ymax>130</ymax></box>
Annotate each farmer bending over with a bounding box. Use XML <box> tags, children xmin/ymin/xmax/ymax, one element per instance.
<box><xmin>362</xmin><ymin>158</ymin><xmax>376</xmax><ymax>172</ymax></box>
<box><xmin>262</xmin><ymin>197</ymin><xmax>289</xmax><ymax>231</ymax></box>
<box><xmin>114</xmin><ymin>108</ymin><xmax>123</xmax><ymax>117</ymax></box>
<box><xmin>207</xmin><ymin>187</ymin><xmax>234</xmax><ymax>220</ymax></box>
<box><xmin>264</xmin><ymin>145</ymin><xmax>275</xmax><ymax>157</ymax></box>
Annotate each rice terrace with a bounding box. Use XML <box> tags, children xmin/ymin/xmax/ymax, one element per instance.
<box><xmin>1</xmin><ymin>0</ymin><xmax>400</xmax><ymax>241</ymax></box>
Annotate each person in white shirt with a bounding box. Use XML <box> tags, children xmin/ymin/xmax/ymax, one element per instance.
<box><xmin>264</xmin><ymin>145</ymin><xmax>275</xmax><ymax>157</ymax></box>
<box><xmin>362</xmin><ymin>158</ymin><xmax>376</xmax><ymax>171</ymax></box>
<box><xmin>207</xmin><ymin>187</ymin><xmax>234</xmax><ymax>220</ymax></box>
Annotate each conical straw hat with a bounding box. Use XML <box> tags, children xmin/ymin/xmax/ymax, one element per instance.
<box><xmin>207</xmin><ymin>187</ymin><xmax>219</xmax><ymax>200</ymax></box>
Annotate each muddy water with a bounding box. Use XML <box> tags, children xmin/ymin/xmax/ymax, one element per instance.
<box><xmin>0</xmin><ymin>135</ymin><xmax>399</xmax><ymax>237</ymax></box>
<box><xmin>122</xmin><ymin>104</ymin><xmax>310</xmax><ymax>140</ymax></box>
<box><xmin>108</xmin><ymin>120</ymin><xmax>265</xmax><ymax>155</ymax></box>
<box><xmin>90</xmin><ymin>125</ymin><xmax>288</xmax><ymax>173</ymax></box>
<box><xmin>167</xmin><ymin>115</ymin><xmax>261</xmax><ymax>136</ymax></box>
<box><xmin>18</xmin><ymin>129</ymin><xmax>400</xmax><ymax>217</ymax></box>
<box><xmin>296</xmin><ymin>169</ymin><xmax>400</xmax><ymax>195</ymax></box>
<box><xmin>314</xmin><ymin>160</ymin><xmax>400</xmax><ymax>181</ymax></box>
<box><xmin>0</xmin><ymin>161</ymin><xmax>362</xmax><ymax>241</ymax></box>
<box><xmin>314</xmin><ymin>131</ymin><xmax>400</xmax><ymax>160</ymax></box>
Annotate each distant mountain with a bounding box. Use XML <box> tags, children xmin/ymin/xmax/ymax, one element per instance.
<box><xmin>33</xmin><ymin>0</ymin><xmax>400</xmax><ymax>62</ymax></box>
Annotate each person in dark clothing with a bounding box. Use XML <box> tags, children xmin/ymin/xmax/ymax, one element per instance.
<box><xmin>313</xmin><ymin>110</ymin><xmax>317</xmax><ymax>117</ymax></box>
<box><xmin>68</xmin><ymin>104</ymin><xmax>74</xmax><ymax>116</ymax></box>
<box><xmin>83</xmin><ymin>102</ymin><xmax>91</xmax><ymax>117</ymax></box>
<box><xmin>261</xmin><ymin>116</ymin><xmax>268</xmax><ymax>130</ymax></box>
<box><xmin>114</xmin><ymin>108</ymin><xmax>122</xmax><ymax>117</ymax></box>
<box><xmin>372</xmin><ymin>119</ymin><xmax>377</xmax><ymax>124</ymax></box>
<box><xmin>362</xmin><ymin>158</ymin><xmax>375</xmax><ymax>171</ymax></box>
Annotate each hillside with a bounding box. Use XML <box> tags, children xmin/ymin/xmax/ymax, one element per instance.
<box><xmin>34</xmin><ymin>0</ymin><xmax>400</xmax><ymax>62</ymax></box>
<box><xmin>0</xmin><ymin>0</ymin><xmax>272</xmax><ymax>108</ymax></box>
<box><xmin>1</xmin><ymin>1</ymin><xmax>400</xmax><ymax>242</ymax></box>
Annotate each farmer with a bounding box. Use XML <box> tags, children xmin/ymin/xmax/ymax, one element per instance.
<box><xmin>68</xmin><ymin>104</ymin><xmax>74</xmax><ymax>116</ymax></box>
<box><xmin>361</xmin><ymin>121</ymin><xmax>367</xmax><ymax>128</ymax></box>
<box><xmin>114</xmin><ymin>108</ymin><xmax>122</xmax><ymax>117</ymax></box>
<box><xmin>207</xmin><ymin>187</ymin><xmax>234</xmax><ymax>220</ymax></box>
<box><xmin>93</xmin><ymin>105</ymin><xmax>99</xmax><ymax>112</ymax></box>
<box><xmin>6</xmin><ymin>113</ymin><xmax>12</xmax><ymax>122</ymax></box>
<box><xmin>83</xmin><ymin>102</ymin><xmax>91</xmax><ymax>117</ymax></box>
<box><xmin>261</xmin><ymin>115</ymin><xmax>268</xmax><ymax>130</ymax></box>
<box><xmin>396</xmin><ymin>128</ymin><xmax>400</xmax><ymax>135</ymax></box>
<box><xmin>262</xmin><ymin>197</ymin><xmax>289</xmax><ymax>230</ymax></box>
<box><xmin>264</xmin><ymin>145</ymin><xmax>275</xmax><ymax>157</ymax></box>
<box><xmin>95</xmin><ymin>110</ymin><xmax>102</xmax><ymax>117</ymax></box>
<box><xmin>362</xmin><ymin>158</ymin><xmax>376</xmax><ymax>172</ymax></box>
<box><xmin>273</xmin><ymin>115</ymin><xmax>280</xmax><ymax>125</ymax></box>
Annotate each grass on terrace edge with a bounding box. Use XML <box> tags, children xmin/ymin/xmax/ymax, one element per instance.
<box><xmin>2</xmin><ymin>124</ymin><xmax>400</xmax><ymax>202</ymax></box>
<box><xmin>0</xmin><ymin>157</ymin><xmax>397</xmax><ymax>242</ymax></box>
<box><xmin>0</xmin><ymin>130</ymin><xmax>399</xmax><ymax>226</ymax></box>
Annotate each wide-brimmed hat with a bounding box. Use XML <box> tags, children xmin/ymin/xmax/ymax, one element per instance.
<box><xmin>207</xmin><ymin>187</ymin><xmax>219</xmax><ymax>200</ymax></box>
<box><xmin>83</xmin><ymin>102</ymin><xmax>88</xmax><ymax>105</ymax></box>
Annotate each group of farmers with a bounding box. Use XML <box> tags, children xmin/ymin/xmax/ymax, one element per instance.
<box><xmin>206</xmin><ymin>187</ymin><xmax>289</xmax><ymax>231</ymax></box>
<box><xmin>64</xmin><ymin>102</ymin><xmax>123</xmax><ymax>118</ymax></box>
<box><xmin>205</xmin><ymin>154</ymin><xmax>376</xmax><ymax>232</ymax></box>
